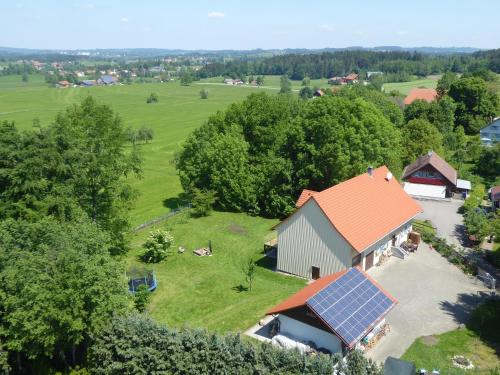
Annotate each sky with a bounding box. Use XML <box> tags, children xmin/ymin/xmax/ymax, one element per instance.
<box><xmin>1</xmin><ymin>0</ymin><xmax>500</xmax><ymax>50</ymax></box>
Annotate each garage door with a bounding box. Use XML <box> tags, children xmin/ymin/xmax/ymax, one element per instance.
<box><xmin>403</xmin><ymin>182</ymin><xmax>446</xmax><ymax>199</ymax></box>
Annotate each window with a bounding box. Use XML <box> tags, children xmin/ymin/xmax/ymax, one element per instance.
<box><xmin>311</xmin><ymin>266</ymin><xmax>320</xmax><ymax>280</ymax></box>
<box><xmin>352</xmin><ymin>255</ymin><xmax>361</xmax><ymax>267</ymax></box>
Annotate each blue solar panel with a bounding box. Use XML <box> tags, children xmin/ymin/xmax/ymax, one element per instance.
<box><xmin>307</xmin><ymin>267</ymin><xmax>395</xmax><ymax>347</ymax></box>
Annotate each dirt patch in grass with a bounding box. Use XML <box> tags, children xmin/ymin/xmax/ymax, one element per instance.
<box><xmin>228</xmin><ymin>223</ymin><xmax>247</xmax><ymax>235</ymax></box>
<box><xmin>421</xmin><ymin>335</ymin><xmax>439</xmax><ymax>346</ymax></box>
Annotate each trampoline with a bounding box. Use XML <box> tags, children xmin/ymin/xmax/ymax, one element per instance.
<box><xmin>127</xmin><ymin>267</ymin><xmax>157</xmax><ymax>293</ymax></box>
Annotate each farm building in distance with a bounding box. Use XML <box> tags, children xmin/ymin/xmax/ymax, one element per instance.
<box><xmin>275</xmin><ymin>166</ymin><xmax>422</xmax><ymax>279</ymax></box>
<box><xmin>480</xmin><ymin>118</ymin><xmax>500</xmax><ymax>146</ymax></box>
<box><xmin>402</xmin><ymin>151</ymin><xmax>471</xmax><ymax>199</ymax></box>
<box><xmin>403</xmin><ymin>88</ymin><xmax>437</xmax><ymax>105</ymax></box>
<box><xmin>267</xmin><ymin>267</ymin><xmax>397</xmax><ymax>355</ymax></box>
<box><xmin>328</xmin><ymin>73</ymin><xmax>358</xmax><ymax>85</ymax></box>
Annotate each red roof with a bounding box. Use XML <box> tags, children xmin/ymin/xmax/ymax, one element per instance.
<box><xmin>267</xmin><ymin>270</ymin><xmax>348</xmax><ymax>315</ymax></box>
<box><xmin>402</xmin><ymin>151</ymin><xmax>457</xmax><ymax>187</ymax></box>
<box><xmin>403</xmin><ymin>88</ymin><xmax>437</xmax><ymax>105</ymax></box>
<box><xmin>286</xmin><ymin>166</ymin><xmax>422</xmax><ymax>252</ymax></box>
<box><xmin>296</xmin><ymin>189</ymin><xmax>318</xmax><ymax>207</ymax></box>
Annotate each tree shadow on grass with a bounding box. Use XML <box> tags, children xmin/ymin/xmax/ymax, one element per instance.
<box><xmin>162</xmin><ymin>192</ymin><xmax>190</xmax><ymax>210</ymax></box>
<box><xmin>232</xmin><ymin>284</ymin><xmax>249</xmax><ymax>293</ymax></box>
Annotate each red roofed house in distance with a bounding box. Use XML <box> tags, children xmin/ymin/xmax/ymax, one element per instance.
<box><xmin>403</xmin><ymin>88</ymin><xmax>437</xmax><ymax>105</ymax></box>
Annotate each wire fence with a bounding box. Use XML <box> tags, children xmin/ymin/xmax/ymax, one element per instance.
<box><xmin>133</xmin><ymin>204</ymin><xmax>191</xmax><ymax>232</ymax></box>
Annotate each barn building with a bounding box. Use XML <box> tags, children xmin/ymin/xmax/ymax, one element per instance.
<box><xmin>267</xmin><ymin>267</ymin><xmax>397</xmax><ymax>355</ymax></box>
<box><xmin>402</xmin><ymin>151</ymin><xmax>471</xmax><ymax>199</ymax></box>
<box><xmin>275</xmin><ymin>166</ymin><xmax>422</xmax><ymax>279</ymax></box>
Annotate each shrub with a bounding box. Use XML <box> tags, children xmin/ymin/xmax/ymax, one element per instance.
<box><xmin>133</xmin><ymin>284</ymin><xmax>151</xmax><ymax>312</ymax></box>
<box><xmin>199</xmin><ymin>89</ymin><xmax>209</xmax><ymax>99</ymax></box>
<box><xmin>88</xmin><ymin>314</ymin><xmax>335</xmax><ymax>374</ymax></box>
<box><xmin>141</xmin><ymin>230</ymin><xmax>174</xmax><ymax>263</ymax></box>
<box><xmin>146</xmin><ymin>93</ymin><xmax>159</xmax><ymax>103</ymax></box>
<box><xmin>191</xmin><ymin>188</ymin><xmax>216</xmax><ymax>217</ymax></box>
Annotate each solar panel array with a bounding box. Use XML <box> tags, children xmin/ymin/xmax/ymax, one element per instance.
<box><xmin>307</xmin><ymin>267</ymin><xmax>395</xmax><ymax>347</ymax></box>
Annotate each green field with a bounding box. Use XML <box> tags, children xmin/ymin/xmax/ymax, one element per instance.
<box><xmin>382</xmin><ymin>76</ymin><xmax>440</xmax><ymax>95</ymax></box>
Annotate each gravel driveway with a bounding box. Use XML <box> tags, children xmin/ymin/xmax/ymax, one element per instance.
<box><xmin>366</xmin><ymin>245</ymin><xmax>490</xmax><ymax>362</ymax></box>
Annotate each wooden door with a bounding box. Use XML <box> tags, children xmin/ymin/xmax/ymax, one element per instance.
<box><xmin>365</xmin><ymin>252</ymin><xmax>374</xmax><ymax>270</ymax></box>
<box><xmin>311</xmin><ymin>266</ymin><xmax>320</xmax><ymax>280</ymax></box>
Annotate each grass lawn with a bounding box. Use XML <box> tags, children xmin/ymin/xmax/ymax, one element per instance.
<box><xmin>382</xmin><ymin>76</ymin><xmax>440</xmax><ymax>95</ymax></box>
<box><xmin>402</xmin><ymin>300</ymin><xmax>500</xmax><ymax>373</ymax></box>
<box><xmin>413</xmin><ymin>219</ymin><xmax>437</xmax><ymax>237</ymax></box>
<box><xmin>128</xmin><ymin>211</ymin><xmax>306</xmax><ymax>332</ymax></box>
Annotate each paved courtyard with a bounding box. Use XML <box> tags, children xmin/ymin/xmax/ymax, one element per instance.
<box><xmin>366</xmin><ymin>244</ymin><xmax>490</xmax><ymax>362</ymax></box>
<box><xmin>415</xmin><ymin>198</ymin><xmax>465</xmax><ymax>246</ymax></box>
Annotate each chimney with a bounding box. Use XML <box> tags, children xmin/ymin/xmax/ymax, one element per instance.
<box><xmin>367</xmin><ymin>166</ymin><xmax>374</xmax><ymax>177</ymax></box>
<box><xmin>428</xmin><ymin>150</ymin><xmax>433</xmax><ymax>156</ymax></box>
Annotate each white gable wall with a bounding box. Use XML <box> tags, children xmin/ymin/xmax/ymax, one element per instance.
<box><xmin>277</xmin><ymin>199</ymin><xmax>353</xmax><ymax>279</ymax></box>
<box><xmin>278</xmin><ymin>314</ymin><xmax>342</xmax><ymax>354</ymax></box>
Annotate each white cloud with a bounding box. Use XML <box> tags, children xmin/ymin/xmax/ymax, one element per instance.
<box><xmin>143</xmin><ymin>26</ymin><xmax>153</xmax><ymax>33</ymax></box>
<box><xmin>121</xmin><ymin>17</ymin><xmax>129</xmax><ymax>23</ymax></box>
<box><xmin>397</xmin><ymin>30</ymin><xmax>409</xmax><ymax>35</ymax></box>
<box><xmin>320</xmin><ymin>24</ymin><xmax>335</xmax><ymax>32</ymax></box>
<box><xmin>76</xmin><ymin>3</ymin><xmax>95</xmax><ymax>10</ymax></box>
<box><xmin>208</xmin><ymin>11</ymin><xmax>225</xmax><ymax>18</ymax></box>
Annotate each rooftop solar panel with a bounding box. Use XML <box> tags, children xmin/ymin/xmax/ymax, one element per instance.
<box><xmin>307</xmin><ymin>267</ymin><xmax>395</xmax><ymax>347</ymax></box>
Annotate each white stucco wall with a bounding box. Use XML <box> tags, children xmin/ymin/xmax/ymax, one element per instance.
<box><xmin>278</xmin><ymin>314</ymin><xmax>342</xmax><ymax>354</ymax></box>
<box><xmin>277</xmin><ymin>199</ymin><xmax>353</xmax><ymax>279</ymax></box>
<box><xmin>361</xmin><ymin>221</ymin><xmax>413</xmax><ymax>269</ymax></box>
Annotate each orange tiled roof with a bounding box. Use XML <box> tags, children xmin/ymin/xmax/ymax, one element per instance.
<box><xmin>267</xmin><ymin>270</ymin><xmax>348</xmax><ymax>315</ymax></box>
<box><xmin>288</xmin><ymin>166</ymin><xmax>422</xmax><ymax>252</ymax></box>
<box><xmin>296</xmin><ymin>189</ymin><xmax>318</xmax><ymax>207</ymax></box>
<box><xmin>403</xmin><ymin>88</ymin><xmax>437</xmax><ymax>105</ymax></box>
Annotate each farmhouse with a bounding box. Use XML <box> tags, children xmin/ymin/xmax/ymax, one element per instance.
<box><xmin>328</xmin><ymin>73</ymin><xmax>359</xmax><ymax>85</ymax></box>
<box><xmin>267</xmin><ymin>267</ymin><xmax>397</xmax><ymax>354</ymax></box>
<box><xmin>276</xmin><ymin>166</ymin><xmax>422</xmax><ymax>279</ymax></box>
<box><xmin>57</xmin><ymin>80</ymin><xmax>71</xmax><ymax>88</ymax></box>
<box><xmin>490</xmin><ymin>186</ymin><xmax>500</xmax><ymax>209</ymax></box>
<box><xmin>402</xmin><ymin>151</ymin><xmax>471</xmax><ymax>199</ymax></box>
<box><xmin>99</xmin><ymin>75</ymin><xmax>117</xmax><ymax>85</ymax></box>
<box><xmin>403</xmin><ymin>88</ymin><xmax>437</xmax><ymax>105</ymax></box>
<box><xmin>480</xmin><ymin>118</ymin><xmax>500</xmax><ymax>146</ymax></box>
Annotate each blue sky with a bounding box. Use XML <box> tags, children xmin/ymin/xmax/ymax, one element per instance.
<box><xmin>2</xmin><ymin>0</ymin><xmax>499</xmax><ymax>50</ymax></box>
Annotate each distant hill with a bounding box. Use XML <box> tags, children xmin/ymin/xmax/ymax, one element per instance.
<box><xmin>0</xmin><ymin>46</ymin><xmax>482</xmax><ymax>59</ymax></box>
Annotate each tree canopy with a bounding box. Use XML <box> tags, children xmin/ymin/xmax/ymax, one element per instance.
<box><xmin>0</xmin><ymin>217</ymin><xmax>130</xmax><ymax>369</ymax></box>
<box><xmin>176</xmin><ymin>92</ymin><xmax>402</xmax><ymax>217</ymax></box>
<box><xmin>0</xmin><ymin>97</ymin><xmax>141</xmax><ymax>253</ymax></box>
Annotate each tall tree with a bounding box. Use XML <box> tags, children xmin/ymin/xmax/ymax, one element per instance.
<box><xmin>436</xmin><ymin>71</ymin><xmax>457</xmax><ymax>98</ymax></box>
<box><xmin>279</xmin><ymin>74</ymin><xmax>292</xmax><ymax>94</ymax></box>
<box><xmin>51</xmin><ymin>97</ymin><xmax>142</xmax><ymax>252</ymax></box>
<box><xmin>400</xmin><ymin>119</ymin><xmax>444</xmax><ymax>164</ymax></box>
<box><xmin>448</xmin><ymin>76</ymin><xmax>499</xmax><ymax>134</ymax></box>
<box><xmin>0</xmin><ymin>217</ymin><xmax>131</xmax><ymax>371</ymax></box>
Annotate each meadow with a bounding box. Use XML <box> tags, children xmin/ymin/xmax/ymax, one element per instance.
<box><xmin>382</xmin><ymin>76</ymin><xmax>440</xmax><ymax>95</ymax></box>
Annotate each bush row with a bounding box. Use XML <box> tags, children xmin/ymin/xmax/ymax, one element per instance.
<box><xmin>87</xmin><ymin>314</ymin><xmax>382</xmax><ymax>375</ymax></box>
